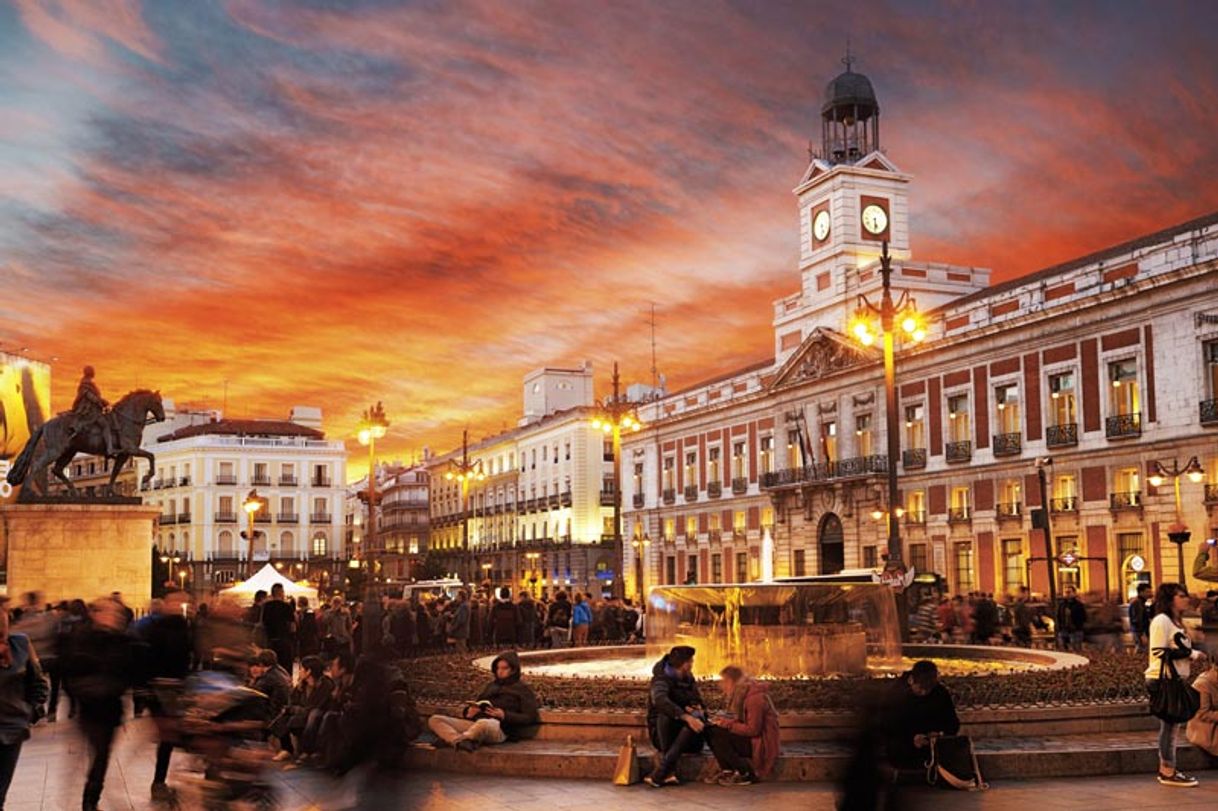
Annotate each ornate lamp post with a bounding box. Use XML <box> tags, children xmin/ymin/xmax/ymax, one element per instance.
<box><xmin>240</xmin><ymin>489</ymin><xmax>266</xmax><ymax>580</ymax></box>
<box><xmin>444</xmin><ymin>429</ymin><xmax>485</xmax><ymax>584</ymax></box>
<box><xmin>847</xmin><ymin>242</ymin><xmax>926</xmax><ymax>574</ymax></box>
<box><xmin>591</xmin><ymin>362</ymin><xmax>643</xmax><ymax>599</ymax></box>
<box><xmin>1148</xmin><ymin>456</ymin><xmax>1205</xmax><ymax>582</ymax></box>
<box><xmin>357</xmin><ymin>402</ymin><xmax>389</xmax><ymax>649</ymax></box>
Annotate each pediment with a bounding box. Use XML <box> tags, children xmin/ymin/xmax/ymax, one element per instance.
<box><xmin>768</xmin><ymin>327</ymin><xmax>878</xmax><ymax>391</ymax></box>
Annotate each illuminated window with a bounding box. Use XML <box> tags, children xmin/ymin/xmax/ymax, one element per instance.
<box><xmin>708</xmin><ymin>446</ymin><xmax>721</xmax><ymax>483</ymax></box>
<box><xmin>947</xmin><ymin>394</ymin><xmax>970</xmax><ymax>442</ymax></box>
<box><xmin>1002</xmin><ymin>539</ymin><xmax>1023</xmax><ymax>592</ymax></box>
<box><xmin>821</xmin><ymin>421</ymin><xmax>837</xmax><ymax>463</ymax></box>
<box><xmin>904</xmin><ymin>403</ymin><xmax>924</xmax><ymax>449</ymax></box>
<box><xmin>995</xmin><ymin>384</ymin><xmax>1020</xmax><ymax>434</ymax></box>
<box><xmin>732</xmin><ymin>441</ymin><xmax>746</xmax><ymax>478</ymax></box>
<box><xmin>759</xmin><ymin>436</ymin><xmax>774</xmax><ymax>473</ymax></box>
<box><xmin>855</xmin><ymin>413</ymin><xmax>873</xmax><ymax>456</ymax></box>
<box><xmin>954</xmin><ymin>542</ymin><xmax>974</xmax><ymax>593</ymax></box>
<box><xmin>1108</xmin><ymin>359</ymin><xmax>1139</xmax><ymax>416</ymax></box>
<box><xmin>1049</xmin><ymin>371</ymin><xmax>1076</xmax><ymax>426</ymax></box>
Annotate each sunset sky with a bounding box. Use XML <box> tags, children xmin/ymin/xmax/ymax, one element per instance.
<box><xmin>2</xmin><ymin>0</ymin><xmax>1217</xmax><ymax>479</ymax></box>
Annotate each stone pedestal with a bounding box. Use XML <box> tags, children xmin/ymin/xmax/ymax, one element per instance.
<box><xmin>0</xmin><ymin>503</ymin><xmax>157</xmax><ymax>607</ymax></box>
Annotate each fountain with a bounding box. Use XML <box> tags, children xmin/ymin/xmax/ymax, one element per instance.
<box><xmin>645</xmin><ymin>581</ymin><xmax>901</xmax><ymax>679</ymax></box>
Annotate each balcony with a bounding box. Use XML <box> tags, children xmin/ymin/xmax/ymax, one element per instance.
<box><xmin>560</xmin><ymin>491</ymin><xmax>572</xmax><ymax>507</ymax></box>
<box><xmin>251</xmin><ymin>475</ymin><xmax>271</xmax><ymax>487</ymax></box>
<box><xmin>1109</xmin><ymin>491</ymin><xmax>1142</xmax><ymax>511</ymax></box>
<box><xmin>992</xmin><ymin>432</ymin><xmax>1022</xmax><ymax>457</ymax></box>
<box><xmin>707</xmin><ymin>481</ymin><xmax>722</xmax><ymax>499</ymax></box>
<box><xmin>1206</xmin><ymin>484</ymin><xmax>1218</xmax><ymax>504</ymax></box>
<box><xmin>902</xmin><ymin>448</ymin><xmax>927</xmax><ymax>470</ymax></box>
<box><xmin>708</xmin><ymin>530</ymin><xmax>722</xmax><ymax>543</ymax></box>
<box><xmin>179</xmin><ymin>476</ymin><xmax>191</xmax><ymax>487</ymax></box>
<box><xmin>254</xmin><ymin>513</ymin><xmax>272</xmax><ymax>523</ymax></box>
<box><xmin>1202</xmin><ymin>399</ymin><xmax>1218</xmax><ymax>425</ymax></box>
<box><xmin>632</xmin><ymin>493</ymin><xmax>644</xmax><ymax>509</ymax></box>
<box><xmin>945</xmin><ymin>441</ymin><xmax>972</xmax><ymax>463</ymax></box>
<box><xmin>215</xmin><ymin>512</ymin><xmax>238</xmax><ymax>523</ymax></box>
<box><xmin>1050</xmin><ymin>497</ymin><xmax>1078</xmax><ymax>514</ymax></box>
<box><xmin>684</xmin><ymin>485</ymin><xmax>699</xmax><ymax>502</ymax></box>
<box><xmin>1105</xmin><ymin>412</ymin><xmax>1141</xmax><ymax>439</ymax></box>
<box><xmin>1046</xmin><ymin>423</ymin><xmax>1078</xmax><ymax>448</ymax></box>
<box><xmin>835</xmin><ymin>455</ymin><xmax>888</xmax><ymax>478</ymax></box>
<box><xmin>177</xmin><ymin>513</ymin><xmax>192</xmax><ymax>524</ymax></box>
<box><xmin>947</xmin><ymin>507</ymin><xmax>971</xmax><ymax>524</ymax></box>
<box><xmin>215</xmin><ymin>475</ymin><xmax>237</xmax><ymax>486</ymax></box>
<box><xmin>599</xmin><ymin>490</ymin><xmax>616</xmax><ymax>507</ymax></box>
<box><xmin>157</xmin><ymin>514</ymin><xmax>173</xmax><ymax>525</ymax></box>
<box><xmin>996</xmin><ymin>502</ymin><xmax>1022</xmax><ymax>521</ymax></box>
<box><xmin>603</xmin><ymin>451</ymin><xmax>615</xmax><ymax>462</ymax></box>
<box><xmin>548</xmin><ymin>495</ymin><xmax>561</xmax><ymax>510</ymax></box>
<box><xmin>904</xmin><ymin>510</ymin><xmax>927</xmax><ymax>526</ymax></box>
<box><xmin>277</xmin><ymin>513</ymin><xmax>299</xmax><ymax>523</ymax></box>
<box><xmin>731</xmin><ymin>477</ymin><xmax>748</xmax><ymax>495</ymax></box>
<box><xmin>662</xmin><ymin>488</ymin><xmax>676</xmax><ymax>505</ymax></box>
<box><xmin>312</xmin><ymin>477</ymin><xmax>333</xmax><ymax>488</ymax></box>
<box><xmin>279</xmin><ymin>476</ymin><xmax>298</xmax><ymax>486</ymax></box>
<box><xmin>310</xmin><ymin>513</ymin><xmax>333</xmax><ymax>523</ymax></box>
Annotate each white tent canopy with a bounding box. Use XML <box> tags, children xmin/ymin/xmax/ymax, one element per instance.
<box><xmin>218</xmin><ymin>563</ymin><xmax>319</xmax><ymax>606</ymax></box>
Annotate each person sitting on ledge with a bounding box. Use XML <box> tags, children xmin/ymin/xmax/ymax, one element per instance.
<box><xmin>645</xmin><ymin>645</ymin><xmax>706</xmax><ymax>788</ymax></box>
<box><xmin>883</xmin><ymin>659</ymin><xmax>960</xmax><ymax>770</ymax></box>
<box><xmin>703</xmin><ymin>665</ymin><xmax>781</xmax><ymax>786</ymax></box>
<box><xmin>427</xmin><ymin>651</ymin><xmax>539</xmax><ymax>752</ymax></box>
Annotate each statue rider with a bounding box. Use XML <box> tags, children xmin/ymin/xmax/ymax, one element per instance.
<box><xmin>69</xmin><ymin>366</ymin><xmax>116</xmax><ymax>457</ymax></box>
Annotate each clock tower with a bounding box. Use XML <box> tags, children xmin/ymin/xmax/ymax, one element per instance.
<box><xmin>773</xmin><ymin>57</ymin><xmax>917</xmax><ymax>363</ymax></box>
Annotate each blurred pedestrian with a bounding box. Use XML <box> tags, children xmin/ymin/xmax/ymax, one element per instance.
<box><xmin>261</xmin><ymin>584</ymin><xmax>297</xmax><ymax>671</ymax></box>
<box><xmin>0</xmin><ymin>606</ymin><xmax>48</xmax><ymax>809</ymax></box>
<box><xmin>1056</xmin><ymin>586</ymin><xmax>1086</xmax><ymax>651</ymax></box>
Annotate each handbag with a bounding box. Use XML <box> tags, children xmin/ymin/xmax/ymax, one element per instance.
<box><xmin>925</xmin><ymin>735</ymin><xmax>987</xmax><ymax>791</ymax></box>
<box><xmin>1149</xmin><ymin>654</ymin><xmax>1200</xmax><ymax>724</ymax></box>
<box><xmin>612</xmin><ymin>734</ymin><xmax>640</xmax><ymax>785</ymax></box>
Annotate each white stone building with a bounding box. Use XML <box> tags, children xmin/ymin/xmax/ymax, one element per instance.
<box><xmin>427</xmin><ymin>362</ymin><xmax>626</xmax><ymax>596</ymax></box>
<box><xmin>620</xmin><ymin>63</ymin><xmax>1218</xmax><ymax>602</ymax></box>
<box><xmin>139</xmin><ymin>406</ymin><xmax>347</xmax><ymax>596</ymax></box>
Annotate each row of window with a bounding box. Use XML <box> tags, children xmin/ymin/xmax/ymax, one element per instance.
<box><xmin>156</xmin><ymin>529</ymin><xmax>331</xmax><ymax>557</ymax></box>
<box><xmin>653</xmin><ymin>507</ymin><xmax>776</xmax><ymax>541</ymax></box>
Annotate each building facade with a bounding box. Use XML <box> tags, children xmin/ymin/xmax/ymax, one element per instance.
<box><xmin>621</xmin><ymin>64</ymin><xmax>1218</xmax><ymax>603</ymax></box>
<box><xmin>427</xmin><ymin>362</ymin><xmax>624</xmax><ymax>597</ymax></box>
<box><xmin>138</xmin><ymin>406</ymin><xmax>348</xmax><ymax>597</ymax></box>
<box><xmin>345</xmin><ymin>460</ymin><xmax>431</xmax><ymax>588</ymax></box>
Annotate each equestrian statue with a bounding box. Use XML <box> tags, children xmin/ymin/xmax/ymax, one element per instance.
<box><xmin>4</xmin><ymin>366</ymin><xmax>165</xmax><ymax>499</ymax></box>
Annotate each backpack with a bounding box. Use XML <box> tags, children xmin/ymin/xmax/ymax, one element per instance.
<box><xmin>925</xmin><ymin>735</ymin><xmax>987</xmax><ymax>791</ymax></box>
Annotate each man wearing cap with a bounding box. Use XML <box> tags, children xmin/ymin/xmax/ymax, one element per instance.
<box><xmin>645</xmin><ymin>645</ymin><xmax>706</xmax><ymax>787</ymax></box>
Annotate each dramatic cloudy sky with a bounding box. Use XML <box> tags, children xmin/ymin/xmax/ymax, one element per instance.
<box><xmin>2</xmin><ymin>0</ymin><xmax>1216</xmax><ymax>477</ymax></box>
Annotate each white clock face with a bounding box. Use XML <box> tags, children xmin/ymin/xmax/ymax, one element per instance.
<box><xmin>861</xmin><ymin>204</ymin><xmax>888</xmax><ymax>235</ymax></box>
<box><xmin>812</xmin><ymin>210</ymin><xmax>831</xmax><ymax>242</ymax></box>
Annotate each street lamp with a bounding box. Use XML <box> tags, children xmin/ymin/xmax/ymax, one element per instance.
<box><xmin>525</xmin><ymin>551</ymin><xmax>540</xmax><ymax>598</ymax></box>
<box><xmin>631</xmin><ymin>534</ymin><xmax>651</xmax><ymax>603</ymax></box>
<box><xmin>1148</xmin><ymin>456</ymin><xmax>1205</xmax><ymax>581</ymax></box>
<box><xmin>240</xmin><ymin>489</ymin><xmax>266</xmax><ymax>580</ymax></box>
<box><xmin>847</xmin><ymin>242</ymin><xmax>925</xmax><ymax>575</ymax></box>
<box><xmin>444</xmin><ymin>428</ymin><xmax>485</xmax><ymax>584</ymax></box>
<box><xmin>592</xmin><ymin>362</ymin><xmax>643</xmax><ymax>599</ymax></box>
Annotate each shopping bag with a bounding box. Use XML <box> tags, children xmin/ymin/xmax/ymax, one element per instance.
<box><xmin>613</xmin><ymin>734</ymin><xmax>640</xmax><ymax>785</ymax></box>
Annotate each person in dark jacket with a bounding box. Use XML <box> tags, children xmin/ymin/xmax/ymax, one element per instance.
<box><xmin>0</xmin><ymin>607</ymin><xmax>48</xmax><ymax>810</ymax></box>
<box><xmin>883</xmin><ymin>660</ymin><xmax>960</xmax><ymax>769</ymax></box>
<box><xmin>427</xmin><ymin>651</ymin><xmax>539</xmax><ymax>752</ymax></box>
<box><xmin>272</xmin><ymin>655</ymin><xmax>333</xmax><ymax>761</ymax></box>
<box><xmin>489</xmin><ymin>588</ymin><xmax>521</xmax><ymax>646</ymax></box>
<box><xmin>143</xmin><ymin>590</ymin><xmax>192</xmax><ymax>802</ymax></box>
<box><xmin>1130</xmin><ymin>583</ymin><xmax>1152</xmax><ymax>653</ymax></box>
<box><xmin>1056</xmin><ymin>585</ymin><xmax>1087</xmax><ymax>651</ymax></box>
<box><xmin>296</xmin><ymin>597</ymin><xmax>320</xmax><ymax>659</ymax></box>
<box><xmin>645</xmin><ymin>645</ymin><xmax>706</xmax><ymax>787</ymax></box>
<box><xmin>517</xmin><ymin>592</ymin><xmax>537</xmax><ymax>648</ymax></box>
<box><xmin>63</xmin><ymin>597</ymin><xmax>145</xmax><ymax>811</ymax></box>
<box><xmin>250</xmin><ymin>648</ymin><xmax>292</xmax><ymax>729</ymax></box>
<box><xmin>546</xmin><ymin>591</ymin><xmax>572</xmax><ymax>648</ymax></box>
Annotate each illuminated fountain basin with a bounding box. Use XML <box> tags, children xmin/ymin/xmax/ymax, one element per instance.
<box><xmin>644</xmin><ymin>582</ymin><xmax>902</xmax><ymax>679</ymax></box>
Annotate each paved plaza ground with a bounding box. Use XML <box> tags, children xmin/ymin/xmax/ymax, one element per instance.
<box><xmin>6</xmin><ymin>716</ymin><xmax>1218</xmax><ymax>810</ymax></box>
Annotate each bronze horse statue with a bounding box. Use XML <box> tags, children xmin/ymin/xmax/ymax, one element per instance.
<box><xmin>5</xmin><ymin>389</ymin><xmax>165</xmax><ymax>497</ymax></box>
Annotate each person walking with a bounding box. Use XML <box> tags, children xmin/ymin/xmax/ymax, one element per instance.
<box><xmin>144</xmin><ymin>589</ymin><xmax>192</xmax><ymax>803</ymax></box>
<box><xmin>1146</xmin><ymin>583</ymin><xmax>1206</xmax><ymax>787</ymax></box>
<box><xmin>0</xmin><ymin>606</ymin><xmax>48</xmax><ymax>810</ymax></box>
<box><xmin>545</xmin><ymin>592</ymin><xmax>572</xmax><ymax>649</ymax></box>
<box><xmin>63</xmin><ymin>598</ymin><xmax>144</xmax><ymax>811</ymax></box>
<box><xmin>489</xmin><ymin>588</ymin><xmax>520</xmax><ymax>647</ymax></box>
<box><xmin>1130</xmin><ymin>583</ymin><xmax>1152</xmax><ymax>653</ymax></box>
<box><xmin>446</xmin><ymin>590</ymin><xmax>471</xmax><ymax>653</ymax></box>
<box><xmin>1056</xmin><ymin>586</ymin><xmax>1086</xmax><ymax>651</ymax></box>
<box><xmin>517</xmin><ymin>592</ymin><xmax>537</xmax><ymax>649</ymax></box>
<box><xmin>571</xmin><ymin>593</ymin><xmax>592</xmax><ymax>647</ymax></box>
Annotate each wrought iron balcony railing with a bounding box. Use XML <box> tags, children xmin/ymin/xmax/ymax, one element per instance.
<box><xmin>277</xmin><ymin>513</ymin><xmax>298</xmax><ymax>523</ymax></box>
<box><xmin>632</xmin><ymin>493</ymin><xmax>644</xmax><ymax>509</ymax></box>
<box><xmin>599</xmin><ymin>491</ymin><xmax>616</xmax><ymax>507</ymax></box>
<box><xmin>1105</xmin><ymin>412</ymin><xmax>1141</xmax><ymax>439</ymax></box>
<box><xmin>215</xmin><ymin>512</ymin><xmax>238</xmax><ymax>523</ymax></box>
<box><xmin>902</xmin><ymin>448</ymin><xmax>927</xmax><ymax>469</ymax></box>
<box><xmin>177</xmin><ymin>513</ymin><xmax>192</xmax><ymax>524</ymax></box>
<box><xmin>992</xmin><ymin>432</ymin><xmax>1022</xmax><ymax>457</ymax></box>
<box><xmin>707</xmin><ymin>481</ymin><xmax>722</xmax><ymax>499</ymax></box>
<box><xmin>684</xmin><ymin>485</ymin><xmax>699</xmax><ymax>502</ymax></box>
<box><xmin>996</xmin><ymin>501</ymin><xmax>1022</xmax><ymax>519</ymax></box>
<box><xmin>947</xmin><ymin>507</ymin><xmax>971</xmax><ymax>524</ymax></box>
<box><xmin>279</xmin><ymin>476</ymin><xmax>297</xmax><ymax>486</ymax></box>
<box><xmin>310</xmin><ymin>513</ymin><xmax>332</xmax><ymax>523</ymax></box>
<box><xmin>1206</xmin><ymin>484</ymin><xmax>1218</xmax><ymax>504</ymax></box>
<box><xmin>731</xmin><ymin>477</ymin><xmax>748</xmax><ymax>495</ymax></box>
<box><xmin>251</xmin><ymin>476</ymin><xmax>271</xmax><ymax>487</ymax></box>
<box><xmin>215</xmin><ymin>475</ymin><xmax>237</xmax><ymax>486</ymax></box>
<box><xmin>904</xmin><ymin>510</ymin><xmax>927</xmax><ymax>526</ymax></box>
<box><xmin>1110</xmin><ymin>491</ymin><xmax>1142</xmax><ymax>510</ymax></box>
<box><xmin>945</xmin><ymin>441</ymin><xmax>972</xmax><ymax>463</ymax></box>
<box><xmin>1050</xmin><ymin>497</ymin><xmax>1078</xmax><ymax>514</ymax></box>
<box><xmin>662</xmin><ymin>488</ymin><xmax>676</xmax><ymax>505</ymax></box>
<box><xmin>1046</xmin><ymin>423</ymin><xmax>1078</xmax><ymax>448</ymax></box>
<box><xmin>1201</xmin><ymin>399</ymin><xmax>1218</xmax><ymax>425</ymax></box>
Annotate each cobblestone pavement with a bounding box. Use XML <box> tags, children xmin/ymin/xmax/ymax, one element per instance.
<box><xmin>5</xmin><ymin>716</ymin><xmax>1218</xmax><ymax>810</ymax></box>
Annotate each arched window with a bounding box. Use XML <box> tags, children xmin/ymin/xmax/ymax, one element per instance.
<box><xmin>218</xmin><ymin>530</ymin><xmax>234</xmax><ymax>557</ymax></box>
<box><xmin>312</xmin><ymin>532</ymin><xmax>328</xmax><ymax>557</ymax></box>
<box><xmin>280</xmin><ymin>531</ymin><xmax>294</xmax><ymax>557</ymax></box>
